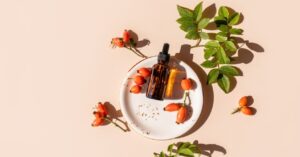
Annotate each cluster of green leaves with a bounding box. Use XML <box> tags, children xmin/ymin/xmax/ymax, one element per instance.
<box><xmin>154</xmin><ymin>142</ymin><xmax>200</xmax><ymax>157</ymax></box>
<box><xmin>177</xmin><ymin>2</ymin><xmax>210</xmax><ymax>40</ymax></box>
<box><xmin>177</xmin><ymin>2</ymin><xmax>244</xmax><ymax>93</ymax></box>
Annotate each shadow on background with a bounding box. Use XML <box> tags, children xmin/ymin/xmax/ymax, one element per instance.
<box><xmin>175</xmin><ymin>44</ymin><xmax>214</xmax><ymax>137</ymax></box>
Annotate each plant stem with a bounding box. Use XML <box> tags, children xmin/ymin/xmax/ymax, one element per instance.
<box><xmin>125</xmin><ymin>46</ymin><xmax>147</xmax><ymax>58</ymax></box>
<box><xmin>191</xmin><ymin>39</ymin><xmax>202</xmax><ymax>48</ymax></box>
<box><xmin>231</xmin><ymin>107</ymin><xmax>241</xmax><ymax>114</ymax></box>
<box><xmin>104</xmin><ymin>117</ymin><xmax>127</xmax><ymax>132</ymax></box>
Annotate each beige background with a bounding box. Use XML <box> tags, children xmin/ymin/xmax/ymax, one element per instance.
<box><xmin>1</xmin><ymin>0</ymin><xmax>300</xmax><ymax>156</ymax></box>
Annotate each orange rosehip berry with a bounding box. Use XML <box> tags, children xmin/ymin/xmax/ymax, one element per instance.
<box><xmin>91</xmin><ymin>117</ymin><xmax>105</xmax><ymax>127</ymax></box>
<box><xmin>181</xmin><ymin>78</ymin><xmax>193</xmax><ymax>91</ymax></box>
<box><xmin>137</xmin><ymin>67</ymin><xmax>151</xmax><ymax>78</ymax></box>
<box><xmin>239</xmin><ymin>96</ymin><xmax>248</xmax><ymax>107</ymax></box>
<box><xmin>112</xmin><ymin>38</ymin><xmax>124</xmax><ymax>47</ymax></box>
<box><xmin>241</xmin><ymin>107</ymin><xmax>254</xmax><ymax>115</ymax></box>
<box><xmin>164</xmin><ymin>103</ymin><xmax>181</xmax><ymax>112</ymax></box>
<box><xmin>176</xmin><ymin>106</ymin><xmax>188</xmax><ymax>124</ymax></box>
<box><xmin>130</xmin><ymin>85</ymin><xmax>142</xmax><ymax>94</ymax></box>
<box><xmin>123</xmin><ymin>30</ymin><xmax>130</xmax><ymax>43</ymax></box>
<box><xmin>97</xmin><ymin>102</ymin><xmax>108</xmax><ymax>117</ymax></box>
<box><xmin>133</xmin><ymin>75</ymin><xmax>146</xmax><ymax>85</ymax></box>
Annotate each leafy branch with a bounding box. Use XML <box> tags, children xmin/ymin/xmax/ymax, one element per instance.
<box><xmin>177</xmin><ymin>2</ymin><xmax>244</xmax><ymax>93</ymax></box>
<box><xmin>154</xmin><ymin>142</ymin><xmax>200</xmax><ymax>157</ymax></box>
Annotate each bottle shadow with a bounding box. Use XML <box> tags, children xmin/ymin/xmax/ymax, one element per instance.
<box><xmin>174</xmin><ymin>44</ymin><xmax>214</xmax><ymax>137</ymax></box>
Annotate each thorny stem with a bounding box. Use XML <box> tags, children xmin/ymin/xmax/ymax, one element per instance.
<box><xmin>104</xmin><ymin>117</ymin><xmax>127</xmax><ymax>132</ymax></box>
<box><xmin>183</xmin><ymin>91</ymin><xmax>190</xmax><ymax>106</ymax></box>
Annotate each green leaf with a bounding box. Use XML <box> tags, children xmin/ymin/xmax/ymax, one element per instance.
<box><xmin>159</xmin><ymin>152</ymin><xmax>166</xmax><ymax>157</ymax></box>
<box><xmin>220</xmin><ymin>66</ymin><xmax>239</xmax><ymax>76</ymax></box>
<box><xmin>177</xmin><ymin>5</ymin><xmax>194</xmax><ymax>17</ymax></box>
<box><xmin>205</xmin><ymin>40</ymin><xmax>220</xmax><ymax>48</ymax></box>
<box><xmin>230</xmin><ymin>28</ymin><xmax>243</xmax><ymax>35</ymax></box>
<box><xmin>185</xmin><ymin>30</ymin><xmax>200</xmax><ymax>40</ymax></box>
<box><xmin>219</xmin><ymin>6</ymin><xmax>229</xmax><ymax>18</ymax></box>
<box><xmin>201</xmin><ymin>60</ymin><xmax>217</xmax><ymax>68</ymax></box>
<box><xmin>216</xmin><ymin>46</ymin><xmax>230</xmax><ymax>64</ymax></box>
<box><xmin>224</xmin><ymin>40</ymin><xmax>237</xmax><ymax>52</ymax></box>
<box><xmin>178</xmin><ymin>148</ymin><xmax>194</xmax><ymax>157</ymax></box>
<box><xmin>217</xmin><ymin>74</ymin><xmax>230</xmax><ymax>93</ymax></box>
<box><xmin>228</xmin><ymin>13</ymin><xmax>240</xmax><ymax>26</ymax></box>
<box><xmin>207</xmin><ymin>69</ymin><xmax>220</xmax><ymax>84</ymax></box>
<box><xmin>176</xmin><ymin>17</ymin><xmax>194</xmax><ymax>25</ymax></box>
<box><xmin>204</xmin><ymin>48</ymin><xmax>217</xmax><ymax>59</ymax></box>
<box><xmin>180</xmin><ymin>24</ymin><xmax>197</xmax><ymax>32</ymax></box>
<box><xmin>198</xmin><ymin>18</ymin><xmax>210</xmax><ymax>29</ymax></box>
<box><xmin>216</xmin><ymin>32</ymin><xmax>227</xmax><ymax>42</ymax></box>
<box><xmin>178</xmin><ymin>142</ymin><xmax>191</xmax><ymax>150</ymax></box>
<box><xmin>200</xmin><ymin>32</ymin><xmax>209</xmax><ymax>39</ymax></box>
<box><xmin>167</xmin><ymin>144</ymin><xmax>174</xmax><ymax>152</ymax></box>
<box><xmin>218</xmin><ymin>25</ymin><xmax>229</xmax><ymax>32</ymax></box>
<box><xmin>194</xmin><ymin>2</ymin><xmax>203</xmax><ymax>22</ymax></box>
<box><xmin>214</xmin><ymin>16</ymin><xmax>226</xmax><ymax>21</ymax></box>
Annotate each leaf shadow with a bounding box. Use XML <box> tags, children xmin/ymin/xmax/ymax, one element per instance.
<box><xmin>193</xmin><ymin>140</ymin><xmax>227</xmax><ymax>157</ymax></box>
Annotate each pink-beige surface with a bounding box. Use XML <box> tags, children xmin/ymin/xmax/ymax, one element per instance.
<box><xmin>1</xmin><ymin>0</ymin><xmax>299</xmax><ymax>157</ymax></box>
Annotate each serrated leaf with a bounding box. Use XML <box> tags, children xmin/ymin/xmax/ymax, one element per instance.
<box><xmin>219</xmin><ymin>6</ymin><xmax>229</xmax><ymax>18</ymax></box>
<box><xmin>217</xmin><ymin>74</ymin><xmax>230</xmax><ymax>93</ymax></box>
<box><xmin>228</xmin><ymin>13</ymin><xmax>240</xmax><ymax>26</ymax></box>
<box><xmin>180</xmin><ymin>24</ymin><xmax>197</xmax><ymax>32</ymax></box>
<box><xmin>216</xmin><ymin>32</ymin><xmax>227</xmax><ymax>42</ymax></box>
<box><xmin>207</xmin><ymin>69</ymin><xmax>220</xmax><ymax>84</ymax></box>
<box><xmin>224</xmin><ymin>40</ymin><xmax>237</xmax><ymax>52</ymax></box>
<box><xmin>200</xmin><ymin>32</ymin><xmax>209</xmax><ymax>39</ymax></box>
<box><xmin>230</xmin><ymin>28</ymin><xmax>243</xmax><ymax>35</ymax></box>
<box><xmin>194</xmin><ymin>2</ymin><xmax>203</xmax><ymax>22</ymax></box>
<box><xmin>177</xmin><ymin>17</ymin><xmax>194</xmax><ymax>25</ymax></box>
<box><xmin>198</xmin><ymin>18</ymin><xmax>210</xmax><ymax>29</ymax></box>
<box><xmin>204</xmin><ymin>48</ymin><xmax>217</xmax><ymax>59</ymax></box>
<box><xmin>177</xmin><ymin>5</ymin><xmax>194</xmax><ymax>17</ymax></box>
<box><xmin>220</xmin><ymin>66</ymin><xmax>239</xmax><ymax>76</ymax></box>
<box><xmin>178</xmin><ymin>148</ymin><xmax>195</xmax><ymax>157</ymax></box>
<box><xmin>185</xmin><ymin>30</ymin><xmax>200</xmax><ymax>40</ymax></box>
<box><xmin>201</xmin><ymin>60</ymin><xmax>217</xmax><ymax>68</ymax></box>
<box><xmin>218</xmin><ymin>25</ymin><xmax>229</xmax><ymax>32</ymax></box>
<box><xmin>205</xmin><ymin>40</ymin><xmax>220</xmax><ymax>48</ymax></box>
<box><xmin>216</xmin><ymin>46</ymin><xmax>230</xmax><ymax>64</ymax></box>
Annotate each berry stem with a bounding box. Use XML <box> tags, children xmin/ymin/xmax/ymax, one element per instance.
<box><xmin>231</xmin><ymin>107</ymin><xmax>241</xmax><ymax>114</ymax></box>
<box><xmin>104</xmin><ymin>117</ymin><xmax>127</xmax><ymax>132</ymax></box>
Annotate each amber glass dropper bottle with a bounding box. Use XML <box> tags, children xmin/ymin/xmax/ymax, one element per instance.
<box><xmin>146</xmin><ymin>43</ymin><xmax>170</xmax><ymax>100</ymax></box>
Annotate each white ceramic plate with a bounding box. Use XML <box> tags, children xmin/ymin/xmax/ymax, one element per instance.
<box><xmin>120</xmin><ymin>57</ymin><xmax>203</xmax><ymax>140</ymax></box>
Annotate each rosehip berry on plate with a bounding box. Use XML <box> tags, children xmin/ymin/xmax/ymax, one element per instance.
<box><xmin>130</xmin><ymin>85</ymin><xmax>142</xmax><ymax>94</ymax></box>
<box><xmin>137</xmin><ymin>67</ymin><xmax>151</xmax><ymax>78</ymax></box>
<box><xmin>123</xmin><ymin>30</ymin><xmax>130</xmax><ymax>43</ymax></box>
<box><xmin>176</xmin><ymin>106</ymin><xmax>188</xmax><ymax>124</ymax></box>
<box><xmin>164</xmin><ymin>103</ymin><xmax>181</xmax><ymax>112</ymax></box>
<box><xmin>133</xmin><ymin>75</ymin><xmax>146</xmax><ymax>85</ymax></box>
<box><xmin>181</xmin><ymin>78</ymin><xmax>193</xmax><ymax>91</ymax></box>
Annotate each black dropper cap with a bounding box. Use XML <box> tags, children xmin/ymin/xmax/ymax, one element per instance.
<box><xmin>158</xmin><ymin>43</ymin><xmax>170</xmax><ymax>63</ymax></box>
